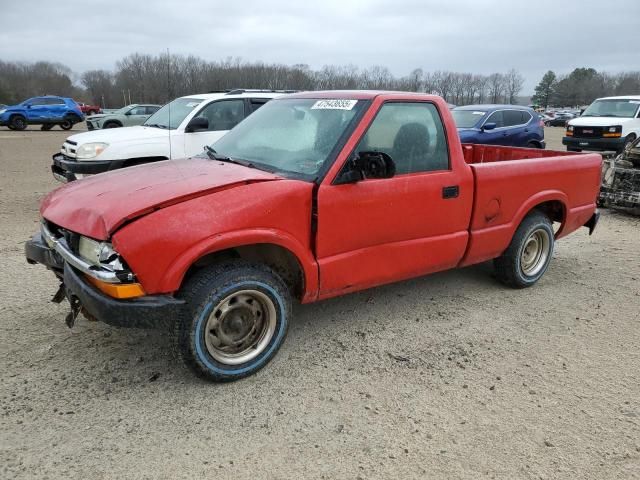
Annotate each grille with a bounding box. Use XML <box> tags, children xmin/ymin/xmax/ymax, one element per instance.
<box><xmin>573</xmin><ymin>126</ymin><xmax>604</xmax><ymax>138</ymax></box>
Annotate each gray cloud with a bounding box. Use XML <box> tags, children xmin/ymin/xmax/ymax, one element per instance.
<box><xmin>1</xmin><ymin>0</ymin><xmax>639</xmax><ymax>93</ymax></box>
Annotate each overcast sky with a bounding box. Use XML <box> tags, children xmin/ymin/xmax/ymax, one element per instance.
<box><xmin>1</xmin><ymin>0</ymin><xmax>639</xmax><ymax>94</ymax></box>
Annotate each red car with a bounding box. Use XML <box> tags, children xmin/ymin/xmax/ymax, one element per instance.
<box><xmin>25</xmin><ymin>91</ymin><xmax>601</xmax><ymax>381</ymax></box>
<box><xmin>76</xmin><ymin>102</ymin><xmax>102</xmax><ymax>115</ymax></box>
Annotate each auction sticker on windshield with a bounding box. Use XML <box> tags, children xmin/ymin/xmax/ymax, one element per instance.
<box><xmin>311</xmin><ymin>99</ymin><xmax>358</xmax><ymax>110</ymax></box>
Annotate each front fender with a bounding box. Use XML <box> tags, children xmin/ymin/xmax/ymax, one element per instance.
<box><xmin>158</xmin><ymin>228</ymin><xmax>319</xmax><ymax>302</ymax></box>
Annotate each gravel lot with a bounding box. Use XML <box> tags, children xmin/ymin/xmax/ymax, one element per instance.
<box><xmin>1</xmin><ymin>126</ymin><xmax>638</xmax><ymax>479</ymax></box>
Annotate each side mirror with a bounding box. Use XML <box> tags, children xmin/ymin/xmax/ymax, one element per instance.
<box><xmin>185</xmin><ymin>116</ymin><xmax>209</xmax><ymax>133</ymax></box>
<box><xmin>334</xmin><ymin>151</ymin><xmax>396</xmax><ymax>185</ymax></box>
<box><xmin>482</xmin><ymin>122</ymin><xmax>496</xmax><ymax>131</ymax></box>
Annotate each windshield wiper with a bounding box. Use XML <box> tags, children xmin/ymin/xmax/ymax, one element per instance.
<box><xmin>204</xmin><ymin>146</ymin><xmax>255</xmax><ymax>168</ymax></box>
<box><xmin>145</xmin><ymin>123</ymin><xmax>168</xmax><ymax>129</ymax></box>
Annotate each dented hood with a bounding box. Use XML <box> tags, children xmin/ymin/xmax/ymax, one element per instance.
<box><xmin>40</xmin><ymin>157</ymin><xmax>282</xmax><ymax>239</ymax></box>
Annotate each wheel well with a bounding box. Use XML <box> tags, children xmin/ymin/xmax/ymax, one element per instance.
<box><xmin>532</xmin><ymin>200</ymin><xmax>565</xmax><ymax>232</ymax></box>
<box><xmin>183</xmin><ymin>243</ymin><xmax>305</xmax><ymax>299</ymax></box>
<box><xmin>527</xmin><ymin>140</ymin><xmax>542</xmax><ymax>148</ymax></box>
<box><xmin>104</xmin><ymin>120</ymin><xmax>122</xmax><ymax>126</ymax></box>
<box><xmin>122</xmin><ymin>156</ymin><xmax>168</xmax><ymax>168</ymax></box>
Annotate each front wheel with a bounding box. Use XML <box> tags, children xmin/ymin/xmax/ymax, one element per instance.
<box><xmin>174</xmin><ymin>261</ymin><xmax>291</xmax><ymax>382</ymax></box>
<box><xmin>60</xmin><ymin>119</ymin><xmax>73</xmax><ymax>130</ymax></box>
<box><xmin>494</xmin><ymin>211</ymin><xmax>554</xmax><ymax>288</ymax></box>
<box><xmin>9</xmin><ymin>115</ymin><xmax>27</xmax><ymax>131</ymax></box>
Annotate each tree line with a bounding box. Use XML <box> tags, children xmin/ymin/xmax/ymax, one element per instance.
<box><xmin>532</xmin><ymin>68</ymin><xmax>640</xmax><ymax>108</ymax></box>
<box><xmin>2</xmin><ymin>54</ymin><xmax>638</xmax><ymax>109</ymax></box>
<box><xmin>1</xmin><ymin>54</ymin><xmax>525</xmax><ymax>108</ymax></box>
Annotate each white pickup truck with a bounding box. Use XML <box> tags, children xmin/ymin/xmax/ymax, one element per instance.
<box><xmin>563</xmin><ymin>95</ymin><xmax>640</xmax><ymax>154</ymax></box>
<box><xmin>51</xmin><ymin>90</ymin><xmax>290</xmax><ymax>182</ymax></box>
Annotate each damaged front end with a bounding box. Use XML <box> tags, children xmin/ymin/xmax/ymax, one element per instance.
<box><xmin>25</xmin><ymin>221</ymin><xmax>183</xmax><ymax>329</ymax></box>
<box><xmin>600</xmin><ymin>138</ymin><xmax>640</xmax><ymax>216</ymax></box>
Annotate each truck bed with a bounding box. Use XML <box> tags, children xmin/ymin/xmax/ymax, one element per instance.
<box><xmin>459</xmin><ymin>144</ymin><xmax>602</xmax><ymax>266</ymax></box>
<box><xmin>461</xmin><ymin>143</ymin><xmax>575</xmax><ymax>164</ymax></box>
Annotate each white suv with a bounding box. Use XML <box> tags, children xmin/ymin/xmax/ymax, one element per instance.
<box><xmin>51</xmin><ymin>90</ymin><xmax>292</xmax><ymax>182</ymax></box>
<box><xmin>563</xmin><ymin>95</ymin><xmax>640</xmax><ymax>154</ymax></box>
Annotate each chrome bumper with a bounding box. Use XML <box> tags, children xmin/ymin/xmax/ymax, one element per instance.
<box><xmin>40</xmin><ymin>223</ymin><xmax>121</xmax><ymax>284</ymax></box>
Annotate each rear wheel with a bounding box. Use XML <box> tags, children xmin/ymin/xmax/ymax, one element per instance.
<box><xmin>60</xmin><ymin>120</ymin><xmax>73</xmax><ymax>130</ymax></box>
<box><xmin>527</xmin><ymin>141</ymin><xmax>542</xmax><ymax>149</ymax></box>
<box><xmin>494</xmin><ymin>211</ymin><xmax>554</xmax><ymax>288</ymax></box>
<box><xmin>174</xmin><ymin>261</ymin><xmax>291</xmax><ymax>382</ymax></box>
<box><xmin>9</xmin><ymin>115</ymin><xmax>27</xmax><ymax>131</ymax></box>
<box><xmin>41</xmin><ymin>124</ymin><xmax>53</xmax><ymax>131</ymax></box>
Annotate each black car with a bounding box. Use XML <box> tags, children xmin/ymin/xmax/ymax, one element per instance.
<box><xmin>545</xmin><ymin>114</ymin><xmax>573</xmax><ymax>127</ymax></box>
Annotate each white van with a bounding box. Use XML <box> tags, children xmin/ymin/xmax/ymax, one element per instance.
<box><xmin>563</xmin><ymin>95</ymin><xmax>640</xmax><ymax>153</ymax></box>
<box><xmin>51</xmin><ymin>90</ymin><xmax>290</xmax><ymax>182</ymax></box>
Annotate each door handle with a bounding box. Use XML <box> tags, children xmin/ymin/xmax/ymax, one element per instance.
<box><xmin>442</xmin><ymin>185</ymin><xmax>459</xmax><ymax>199</ymax></box>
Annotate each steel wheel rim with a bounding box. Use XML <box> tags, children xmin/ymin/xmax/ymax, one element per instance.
<box><xmin>204</xmin><ymin>289</ymin><xmax>277</xmax><ymax>365</ymax></box>
<box><xmin>520</xmin><ymin>228</ymin><xmax>550</xmax><ymax>277</ymax></box>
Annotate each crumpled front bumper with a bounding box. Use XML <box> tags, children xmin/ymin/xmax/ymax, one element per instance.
<box><xmin>25</xmin><ymin>231</ymin><xmax>184</xmax><ymax>329</ymax></box>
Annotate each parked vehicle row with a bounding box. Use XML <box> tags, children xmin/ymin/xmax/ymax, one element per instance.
<box><xmin>26</xmin><ymin>90</ymin><xmax>601</xmax><ymax>382</ymax></box>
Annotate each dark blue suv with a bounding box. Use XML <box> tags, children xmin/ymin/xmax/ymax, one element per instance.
<box><xmin>452</xmin><ymin>105</ymin><xmax>545</xmax><ymax>148</ymax></box>
<box><xmin>0</xmin><ymin>96</ymin><xmax>84</xmax><ymax>131</ymax></box>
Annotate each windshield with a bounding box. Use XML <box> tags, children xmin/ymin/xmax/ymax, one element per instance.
<box><xmin>582</xmin><ymin>99</ymin><xmax>640</xmax><ymax>118</ymax></box>
<box><xmin>211</xmin><ymin>98</ymin><xmax>366</xmax><ymax>178</ymax></box>
<box><xmin>452</xmin><ymin>110</ymin><xmax>486</xmax><ymax>128</ymax></box>
<box><xmin>144</xmin><ymin>97</ymin><xmax>204</xmax><ymax>129</ymax></box>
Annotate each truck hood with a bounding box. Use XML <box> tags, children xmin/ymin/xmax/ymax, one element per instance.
<box><xmin>40</xmin><ymin>157</ymin><xmax>282</xmax><ymax>240</ymax></box>
<box><xmin>568</xmin><ymin>116</ymin><xmax>635</xmax><ymax>127</ymax></box>
<box><xmin>66</xmin><ymin>125</ymin><xmax>169</xmax><ymax>145</ymax></box>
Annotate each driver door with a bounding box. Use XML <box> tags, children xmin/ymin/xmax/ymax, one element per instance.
<box><xmin>315</xmin><ymin>101</ymin><xmax>473</xmax><ymax>298</ymax></box>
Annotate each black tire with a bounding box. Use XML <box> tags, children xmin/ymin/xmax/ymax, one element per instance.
<box><xmin>104</xmin><ymin>121</ymin><xmax>121</xmax><ymax>129</ymax></box>
<box><xmin>527</xmin><ymin>141</ymin><xmax>542</xmax><ymax>149</ymax></box>
<box><xmin>174</xmin><ymin>261</ymin><xmax>292</xmax><ymax>382</ymax></box>
<box><xmin>494</xmin><ymin>211</ymin><xmax>554</xmax><ymax>289</ymax></box>
<box><xmin>41</xmin><ymin>124</ymin><xmax>53</xmax><ymax>131</ymax></box>
<box><xmin>9</xmin><ymin>115</ymin><xmax>27</xmax><ymax>131</ymax></box>
<box><xmin>617</xmin><ymin>134</ymin><xmax>636</xmax><ymax>155</ymax></box>
<box><xmin>60</xmin><ymin>119</ymin><xmax>73</xmax><ymax>130</ymax></box>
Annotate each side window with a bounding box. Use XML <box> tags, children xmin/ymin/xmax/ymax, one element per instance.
<box><xmin>485</xmin><ymin>111</ymin><xmax>504</xmax><ymax>128</ymax></box>
<box><xmin>503</xmin><ymin>110</ymin><xmax>523</xmax><ymax>127</ymax></box>
<box><xmin>146</xmin><ymin>106</ymin><xmax>160</xmax><ymax>115</ymax></box>
<box><xmin>51</xmin><ymin>98</ymin><xmax>65</xmax><ymax>105</ymax></box>
<box><xmin>30</xmin><ymin>97</ymin><xmax>47</xmax><ymax>106</ymax></box>
<box><xmin>196</xmin><ymin>100</ymin><xmax>245</xmax><ymax>131</ymax></box>
<box><xmin>249</xmin><ymin>98</ymin><xmax>269</xmax><ymax>113</ymax></box>
<box><xmin>129</xmin><ymin>106</ymin><xmax>146</xmax><ymax>115</ymax></box>
<box><xmin>354</xmin><ymin>102</ymin><xmax>449</xmax><ymax>175</ymax></box>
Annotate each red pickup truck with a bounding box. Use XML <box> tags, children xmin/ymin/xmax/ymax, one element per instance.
<box><xmin>25</xmin><ymin>91</ymin><xmax>601</xmax><ymax>381</ymax></box>
<box><xmin>76</xmin><ymin>102</ymin><xmax>102</xmax><ymax>115</ymax></box>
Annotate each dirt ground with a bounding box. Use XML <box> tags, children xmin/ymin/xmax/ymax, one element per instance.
<box><xmin>1</xmin><ymin>125</ymin><xmax>638</xmax><ymax>480</ymax></box>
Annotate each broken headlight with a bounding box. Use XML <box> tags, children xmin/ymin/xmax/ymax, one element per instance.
<box><xmin>78</xmin><ymin>236</ymin><xmax>126</xmax><ymax>272</ymax></box>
